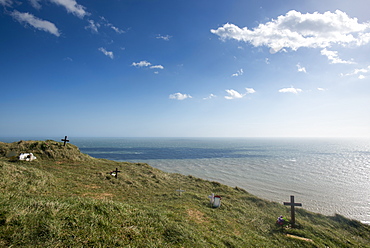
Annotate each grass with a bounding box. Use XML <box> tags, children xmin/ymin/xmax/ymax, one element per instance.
<box><xmin>0</xmin><ymin>140</ymin><xmax>369</xmax><ymax>247</ymax></box>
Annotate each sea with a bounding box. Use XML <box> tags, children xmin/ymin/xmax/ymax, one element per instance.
<box><xmin>1</xmin><ymin>137</ymin><xmax>369</xmax><ymax>224</ymax></box>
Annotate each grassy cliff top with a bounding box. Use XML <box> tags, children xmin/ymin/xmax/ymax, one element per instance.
<box><xmin>0</xmin><ymin>140</ymin><xmax>369</xmax><ymax>247</ymax></box>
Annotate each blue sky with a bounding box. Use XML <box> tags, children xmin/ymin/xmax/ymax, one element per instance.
<box><xmin>1</xmin><ymin>0</ymin><xmax>370</xmax><ymax>138</ymax></box>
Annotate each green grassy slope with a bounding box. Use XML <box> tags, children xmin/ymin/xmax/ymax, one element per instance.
<box><xmin>0</xmin><ymin>140</ymin><xmax>369</xmax><ymax>247</ymax></box>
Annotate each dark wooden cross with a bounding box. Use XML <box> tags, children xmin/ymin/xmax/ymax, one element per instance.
<box><xmin>61</xmin><ymin>136</ymin><xmax>70</xmax><ymax>146</ymax></box>
<box><xmin>284</xmin><ymin>195</ymin><xmax>302</xmax><ymax>227</ymax></box>
<box><xmin>111</xmin><ymin>168</ymin><xmax>121</xmax><ymax>178</ymax></box>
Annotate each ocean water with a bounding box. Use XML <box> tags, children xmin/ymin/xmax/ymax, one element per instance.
<box><xmin>2</xmin><ymin>137</ymin><xmax>369</xmax><ymax>224</ymax></box>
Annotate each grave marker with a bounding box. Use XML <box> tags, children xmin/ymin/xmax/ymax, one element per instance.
<box><xmin>110</xmin><ymin>168</ymin><xmax>121</xmax><ymax>178</ymax></box>
<box><xmin>208</xmin><ymin>193</ymin><xmax>222</xmax><ymax>208</ymax></box>
<box><xmin>208</xmin><ymin>193</ymin><xmax>215</xmax><ymax>206</ymax></box>
<box><xmin>176</xmin><ymin>189</ymin><xmax>185</xmax><ymax>196</ymax></box>
<box><xmin>61</xmin><ymin>136</ymin><xmax>70</xmax><ymax>146</ymax></box>
<box><xmin>283</xmin><ymin>195</ymin><xmax>302</xmax><ymax>227</ymax></box>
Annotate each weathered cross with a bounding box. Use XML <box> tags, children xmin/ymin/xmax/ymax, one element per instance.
<box><xmin>111</xmin><ymin>168</ymin><xmax>121</xmax><ymax>179</ymax></box>
<box><xmin>284</xmin><ymin>195</ymin><xmax>302</xmax><ymax>227</ymax></box>
<box><xmin>175</xmin><ymin>189</ymin><xmax>185</xmax><ymax>196</ymax></box>
<box><xmin>61</xmin><ymin>136</ymin><xmax>70</xmax><ymax>146</ymax></box>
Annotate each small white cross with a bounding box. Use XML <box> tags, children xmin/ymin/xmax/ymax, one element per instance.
<box><xmin>176</xmin><ymin>189</ymin><xmax>185</xmax><ymax>195</ymax></box>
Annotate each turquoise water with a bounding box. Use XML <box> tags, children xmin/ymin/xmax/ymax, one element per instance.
<box><xmin>2</xmin><ymin>137</ymin><xmax>369</xmax><ymax>224</ymax></box>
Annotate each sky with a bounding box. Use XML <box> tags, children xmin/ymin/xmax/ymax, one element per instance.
<box><xmin>1</xmin><ymin>0</ymin><xmax>370</xmax><ymax>138</ymax></box>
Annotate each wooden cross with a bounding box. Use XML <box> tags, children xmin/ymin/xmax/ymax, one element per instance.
<box><xmin>111</xmin><ymin>168</ymin><xmax>121</xmax><ymax>178</ymax></box>
<box><xmin>176</xmin><ymin>189</ymin><xmax>185</xmax><ymax>196</ymax></box>
<box><xmin>284</xmin><ymin>195</ymin><xmax>302</xmax><ymax>227</ymax></box>
<box><xmin>61</xmin><ymin>136</ymin><xmax>70</xmax><ymax>146</ymax></box>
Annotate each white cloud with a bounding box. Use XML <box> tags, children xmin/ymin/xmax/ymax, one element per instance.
<box><xmin>108</xmin><ymin>24</ymin><xmax>125</xmax><ymax>34</ymax></box>
<box><xmin>156</xmin><ymin>34</ymin><xmax>172</xmax><ymax>41</ymax></box>
<box><xmin>358</xmin><ymin>75</ymin><xmax>365</xmax><ymax>79</ymax></box>
<box><xmin>225</xmin><ymin>89</ymin><xmax>245</xmax><ymax>99</ymax></box>
<box><xmin>211</xmin><ymin>10</ymin><xmax>370</xmax><ymax>53</ymax></box>
<box><xmin>225</xmin><ymin>88</ymin><xmax>255</xmax><ymax>99</ymax></box>
<box><xmin>0</xmin><ymin>0</ymin><xmax>12</xmax><ymax>7</ymax></box>
<box><xmin>342</xmin><ymin>65</ymin><xmax>370</xmax><ymax>77</ymax></box>
<box><xmin>49</xmin><ymin>0</ymin><xmax>88</xmax><ymax>19</ymax></box>
<box><xmin>317</xmin><ymin>88</ymin><xmax>326</xmax><ymax>91</ymax></box>
<box><xmin>132</xmin><ymin>61</ymin><xmax>151</xmax><ymax>67</ymax></box>
<box><xmin>203</xmin><ymin>94</ymin><xmax>217</xmax><ymax>100</ymax></box>
<box><xmin>85</xmin><ymin>19</ymin><xmax>100</xmax><ymax>33</ymax></box>
<box><xmin>100</xmin><ymin>16</ymin><xmax>125</xmax><ymax>34</ymax></box>
<box><xmin>11</xmin><ymin>10</ymin><xmax>60</xmax><ymax>37</ymax></box>
<box><xmin>4</xmin><ymin>0</ymin><xmax>88</xmax><ymax>18</ymax></box>
<box><xmin>278</xmin><ymin>87</ymin><xmax>302</xmax><ymax>94</ymax></box>
<box><xmin>354</xmin><ymin>68</ymin><xmax>370</xmax><ymax>74</ymax></box>
<box><xmin>29</xmin><ymin>0</ymin><xmax>41</xmax><ymax>9</ymax></box>
<box><xmin>150</xmin><ymin>65</ymin><xmax>164</xmax><ymax>69</ymax></box>
<box><xmin>231</xmin><ymin>68</ymin><xmax>243</xmax><ymax>77</ymax></box>
<box><xmin>320</xmin><ymin>48</ymin><xmax>355</xmax><ymax>64</ymax></box>
<box><xmin>132</xmin><ymin>61</ymin><xmax>164</xmax><ymax>70</ymax></box>
<box><xmin>245</xmin><ymin>88</ymin><xmax>256</xmax><ymax>94</ymax></box>
<box><xmin>169</xmin><ymin>93</ymin><xmax>192</xmax><ymax>100</ymax></box>
<box><xmin>98</xmin><ymin>47</ymin><xmax>114</xmax><ymax>59</ymax></box>
<box><xmin>297</xmin><ymin>63</ymin><xmax>307</xmax><ymax>73</ymax></box>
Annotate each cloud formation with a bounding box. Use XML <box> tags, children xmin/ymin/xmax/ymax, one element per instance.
<box><xmin>2</xmin><ymin>0</ymin><xmax>88</xmax><ymax>17</ymax></box>
<box><xmin>278</xmin><ymin>87</ymin><xmax>302</xmax><ymax>94</ymax></box>
<box><xmin>98</xmin><ymin>47</ymin><xmax>114</xmax><ymax>59</ymax></box>
<box><xmin>231</xmin><ymin>69</ymin><xmax>243</xmax><ymax>77</ymax></box>
<box><xmin>342</xmin><ymin>65</ymin><xmax>370</xmax><ymax>79</ymax></box>
<box><xmin>156</xmin><ymin>34</ymin><xmax>172</xmax><ymax>41</ymax></box>
<box><xmin>11</xmin><ymin>10</ymin><xmax>60</xmax><ymax>37</ymax></box>
<box><xmin>297</xmin><ymin>63</ymin><xmax>307</xmax><ymax>73</ymax></box>
<box><xmin>49</xmin><ymin>0</ymin><xmax>88</xmax><ymax>19</ymax></box>
<box><xmin>211</xmin><ymin>10</ymin><xmax>370</xmax><ymax>54</ymax></box>
<box><xmin>85</xmin><ymin>19</ymin><xmax>100</xmax><ymax>33</ymax></box>
<box><xmin>169</xmin><ymin>93</ymin><xmax>192</xmax><ymax>100</ymax></box>
<box><xmin>100</xmin><ymin>17</ymin><xmax>125</xmax><ymax>34</ymax></box>
<box><xmin>320</xmin><ymin>48</ymin><xmax>355</xmax><ymax>64</ymax></box>
<box><xmin>132</xmin><ymin>60</ymin><xmax>164</xmax><ymax>70</ymax></box>
<box><xmin>203</xmin><ymin>94</ymin><xmax>217</xmax><ymax>100</ymax></box>
<box><xmin>132</xmin><ymin>61</ymin><xmax>151</xmax><ymax>67</ymax></box>
<box><xmin>225</xmin><ymin>89</ymin><xmax>244</xmax><ymax>99</ymax></box>
<box><xmin>0</xmin><ymin>0</ymin><xmax>12</xmax><ymax>7</ymax></box>
<box><xmin>225</xmin><ymin>88</ymin><xmax>255</xmax><ymax>99</ymax></box>
<box><xmin>358</xmin><ymin>75</ymin><xmax>365</xmax><ymax>79</ymax></box>
<box><xmin>4</xmin><ymin>0</ymin><xmax>90</xmax><ymax>35</ymax></box>
<box><xmin>29</xmin><ymin>0</ymin><xmax>42</xmax><ymax>9</ymax></box>
<box><xmin>107</xmin><ymin>23</ymin><xmax>125</xmax><ymax>34</ymax></box>
<box><xmin>245</xmin><ymin>88</ymin><xmax>256</xmax><ymax>94</ymax></box>
<box><xmin>150</xmin><ymin>65</ymin><xmax>164</xmax><ymax>69</ymax></box>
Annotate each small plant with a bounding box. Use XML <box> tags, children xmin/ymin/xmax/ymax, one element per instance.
<box><xmin>40</xmin><ymin>143</ymin><xmax>50</xmax><ymax>151</ymax></box>
<box><xmin>29</xmin><ymin>142</ymin><xmax>38</xmax><ymax>149</ymax></box>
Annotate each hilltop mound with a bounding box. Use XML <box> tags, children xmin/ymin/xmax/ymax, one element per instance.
<box><xmin>0</xmin><ymin>140</ymin><xmax>94</xmax><ymax>162</ymax></box>
<box><xmin>0</xmin><ymin>140</ymin><xmax>369</xmax><ymax>247</ymax></box>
